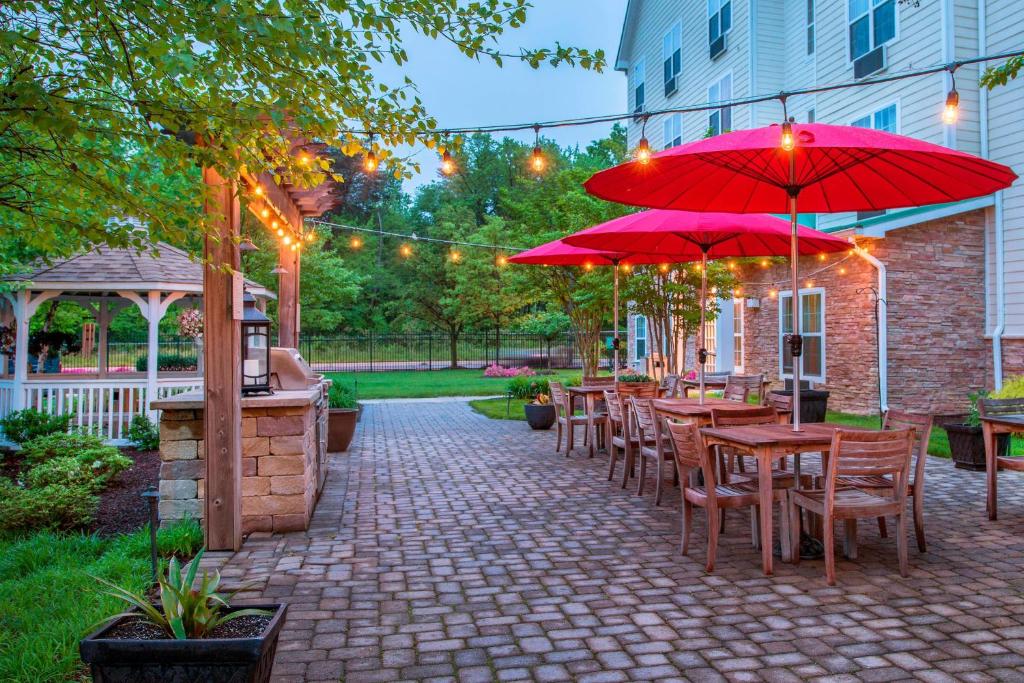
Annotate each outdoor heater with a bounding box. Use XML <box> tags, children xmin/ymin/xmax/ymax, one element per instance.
<box><xmin>241</xmin><ymin>292</ymin><xmax>272</xmax><ymax>394</ymax></box>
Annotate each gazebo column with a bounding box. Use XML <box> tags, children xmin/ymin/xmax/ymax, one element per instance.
<box><xmin>8</xmin><ymin>290</ymin><xmax>60</xmax><ymax>410</ymax></box>
<box><xmin>118</xmin><ymin>290</ymin><xmax>185</xmax><ymax>418</ymax></box>
<box><xmin>203</xmin><ymin>165</ymin><xmax>243</xmax><ymax>551</ymax></box>
<box><xmin>97</xmin><ymin>301</ymin><xmax>110</xmax><ymax>378</ymax></box>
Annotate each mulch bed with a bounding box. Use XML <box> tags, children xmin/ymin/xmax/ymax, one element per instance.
<box><xmin>91</xmin><ymin>448</ymin><xmax>160</xmax><ymax>536</ymax></box>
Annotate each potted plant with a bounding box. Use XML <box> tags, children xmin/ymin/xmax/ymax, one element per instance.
<box><xmin>80</xmin><ymin>549</ymin><xmax>286</xmax><ymax>683</ymax></box>
<box><xmin>947</xmin><ymin>390</ymin><xmax>1011</xmax><ymax>471</ymax></box>
<box><xmin>616</xmin><ymin>372</ymin><xmax>655</xmax><ymax>390</ymax></box>
<box><xmin>524</xmin><ymin>392</ymin><xmax>556</xmax><ymax>430</ymax></box>
<box><xmin>327</xmin><ymin>381</ymin><xmax>358</xmax><ymax>452</ymax></box>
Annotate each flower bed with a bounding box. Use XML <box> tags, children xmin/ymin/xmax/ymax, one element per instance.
<box><xmin>483</xmin><ymin>363</ymin><xmax>535</xmax><ymax>378</ymax></box>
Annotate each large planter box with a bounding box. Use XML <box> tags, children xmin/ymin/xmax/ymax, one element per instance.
<box><xmin>80</xmin><ymin>603</ymin><xmax>286</xmax><ymax>683</ymax></box>
<box><xmin>524</xmin><ymin>403</ymin><xmax>556</xmax><ymax>430</ymax></box>
<box><xmin>770</xmin><ymin>389</ymin><xmax>830</xmax><ymax>423</ymax></box>
<box><xmin>328</xmin><ymin>408</ymin><xmax>358</xmax><ymax>451</ymax></box>
<box><xmin>946</xmin><ymin>423</ymin><xmax>1010</xmax><ymax>471</ymax></box>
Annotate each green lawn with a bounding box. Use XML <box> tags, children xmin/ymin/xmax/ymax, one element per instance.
<box><xmin>469</xmin><ymin>397</ymin><xmax>529</xmax><ymax>420</ymax></box>
<box><xmin>326</xmin><ymin>368</ymin><xmax>583</xmax><ymax>400</ymax></box>
<box><xmin>0</xmin><ymin>520</ymin><xmax>202</xmax><ymax>682</ymax></box>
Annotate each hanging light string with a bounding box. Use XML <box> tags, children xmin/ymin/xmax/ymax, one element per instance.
<box><xmin>308</xmin><ymin>217</ymin><xmax>526</xmax><ymax>252</ymax></box>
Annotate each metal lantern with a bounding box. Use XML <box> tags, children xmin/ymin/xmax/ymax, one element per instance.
<box><xmin>241</xmin><ymin>292</ymin><xmax>272</xmax><ymax>395</ymax></box>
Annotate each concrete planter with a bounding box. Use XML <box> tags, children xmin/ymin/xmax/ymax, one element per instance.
<box><xmin>523</xmin><ymin>403</ymin><xmax>556</xmax><ymax>430</ymax></box>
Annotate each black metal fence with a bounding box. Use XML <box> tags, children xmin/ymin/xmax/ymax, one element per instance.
<box><xmin>58</xmin><ymin>335</ymin><xmax>201</xmax><ymax>373</ymax></box>
<box><xmin>299</xmin><ymin>332</ymin><xmax>581</xmax><ymax>372</ymax></box>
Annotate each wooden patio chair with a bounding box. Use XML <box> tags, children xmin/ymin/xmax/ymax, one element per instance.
<box><xmin>550</xmin><ymin>382</ymin><xmax>587</xmax><ymax>457</ymax></box>
<box><xmin>837</xmin><ymin>410</ymin><xmax>933</xmax><ymax>552</ymax></box>
<box><xmin>765</xmin><ymin>391</ymin><xmax>793</xmax><ymax>417</ymax></box>
<box><xmin>789</xmin><ymin>427</ymin><xmax>915</xmax><ymax>585</ymax></box>
<box><xmin>665</xmin><ymin>420</ymin><xmax>789</xmax><ymax>572</ymax></box>
<box><xmin>630</xmin><ymin>397</ymin><xmax>676</xmax><ymax>505</ymax></box>
<box><xmin>722</xmin><ymin>380</ymin><xmax>752</xmax><ymax>403</ymax></box>
<box><xmin>728</xmin><ymin>373</ymin><xmax>765</xmax><ymax>404</ymax></box>
<box><xmin>979</xmin><ymin>397</ymin><xmax>1024</xmax><ymax>521</ymax></box>
<box><xmin>661</xmin><ymin>374</ymin><xmax>681</xmax><ymax>399</ymax></box>
<box><xmin>604</xmin><ymin>389</ymin><xmax>630</xmax><ymax>482</ymax></box>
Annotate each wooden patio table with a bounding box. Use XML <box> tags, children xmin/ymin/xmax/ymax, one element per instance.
<box><xmin>981</xmin><ymin>413</ymin><xmax>1024</xmax><ymax>520</ymax></box>
<box><xmin>568</xmin><ymin>385</ymin><xmax>613</xmax><ymax>457</ymax></box>
<box><xmin>653</xmin><ymin>397</ymin><xmax>790</xmax><ymax>426</ymax></box>
<box><xmin>699</xmin><ymin>422</ymin><xmax>867</xmax><ymax>575</ymax></box>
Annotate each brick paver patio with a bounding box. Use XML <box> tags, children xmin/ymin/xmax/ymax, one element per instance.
<box><xmin>211</xmin><ymin>399</ymin><xmax>1024</xmax><ymax>682</ymax></box>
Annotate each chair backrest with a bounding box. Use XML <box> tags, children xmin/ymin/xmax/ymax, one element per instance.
<box><xmin>661</xmin><ymin>374</ymin><xmax>680</xmax><ymax>398</ymax></box>
<box><xmin>825</xmin><ymin>428</ymin><xmax>914</xmax><ymax>503</ymax></box>
<box><xmin>630</xmin><ymin>397</ymin><xmax>659</xmax><ymax>441</ymax></box>
<box><xmin>883</xmin><ymin>410</ymin><xmax>933</xmax><ymax>485</ymax></box>
<box><xmin>549</xmin><ymin>382</ymin><xmax>568</xmax><ymax>416</ymax></box>
<box><xmin>665</xmin><ymin>420</ymin><xmax>717</xmax><ymax>496</ymax></box>
<box><xmin>722</xmin><ymin>382</ymin><xmax>751</xmax><ymax>402</ymax></box>
<box><xmin>710</xmin><ymin>405</ymin><xmax>778</xmax><ymax>429</ymax></box>
<box><xmin>728</xmin><ymin>373</ymin><xmax>765</xmax><ymax>403</ymax></box>
<box><xmin>616</xmin><ymin>381</ymin><xmax>662</xmax><ymax>399</ymax></box>
<box><xmin>765</xmin><ymin>392</ymin><xmax>793</xmax><ymax>421</ymax></box>
<box><xmin>978</xmin><ymin>397</ymin><xmax>1024</xmax><ymax>418</ymax></box>
<box><xmin>583</xmin><ymin>375</ymin><xmax>616</xmax><ymax>386</ymax></box>
<box><xmin>603</xmin><ymin>389</ymin><xmax>623</xmax><ymax>424</ymax></box>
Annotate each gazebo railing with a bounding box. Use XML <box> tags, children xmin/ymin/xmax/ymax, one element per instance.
<box><xmin>0</xmin><ymin>377</ymin><xmax>202</xmax><ymax>445</ymax></box>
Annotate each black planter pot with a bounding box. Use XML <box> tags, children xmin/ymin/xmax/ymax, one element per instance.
<box><xmin>524</xmin><ymin>403</ymin><xmax>556</xmax><ymax>430</ymax></box>
<box><xmin>946</xmin><ymin>423</ymin><xmax>1010</xmax><ymax>471</ymax></box>
<box><xmin>770</xmin><ymin>389</ymin><xmax>830</xmax><ymax>423</ymax></box>
<box><xmin>79</xmin><ymin>603</ymin><xmax>287</xmax><ymax>683</ymax></box>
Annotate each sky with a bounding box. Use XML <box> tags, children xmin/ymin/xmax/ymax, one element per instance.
<box><xmin>372</xmin><ymin>1</ymin><xmax>629</xmax><ymax>190</ymax></box>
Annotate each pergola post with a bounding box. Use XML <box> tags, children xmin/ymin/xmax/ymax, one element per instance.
<box><xmin>277</xmin><ymin>240</ymin><xmax>299</xmax><ymax>348</ymax></box>
<box><xmin>203</xmin><ymin>165</ymin><xmax>243</xmax><ymax>551</ymax></box>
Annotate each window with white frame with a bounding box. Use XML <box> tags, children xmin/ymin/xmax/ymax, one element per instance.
<box><xmin>806</xmin><ymin>0</ymin><xmax>816</xmax><ymax>55</ymax></box>
<box><xmin>632</xmin><ymin>60</ymin><xmax>646</xmax><ymax>114</ymax></box>
<box><xmin>849</xmin><ymin>0</ymin><xmax>896</xmax><ymax>61</ymax></box>
<box><xmin>732</xmin><ymin>298</ymin><xmax>744</xmax><ymax>372</ymax></box>
<box><xmin>663</xmin><ymin>22</ymin><xmax>682</xmax><ymax>96</ymax></box>
<box><xmin>779</xmin><ymin>288</ymin><xmax>825</xmax><ymax>383</ymax></box>
<box><xmin>634</xmin><ymin>315</ymin><xmax>648</xmax><ymax>360</ymax></box>
<box><xmin>852</xmin><ymin>103</ymin><xmax>896</xmax><ymax>218</ymax></box>
<box><xmin>708</xmin><ymin>0</ymin><xmax>732</xmax><ymax>46</ymax></box>
<box><xmin>663</xmin><ymin>113</ymin><xmax>682</xmax><ymax>149</ymax></box>
<box><xmin>707</xmin><ymin>74</ymin><xmax>732</xmax><ymax>136</ymax></box>
<box><xmin>703</xmin><ymin>317</ymin><xmax>717</xmax><ymax>372</ymax></box>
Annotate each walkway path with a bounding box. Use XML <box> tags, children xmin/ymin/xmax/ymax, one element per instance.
<box><xmin>215</xmin><ymin>399</ymin><xmax>1024</xmax><ymax>682</ymax></box>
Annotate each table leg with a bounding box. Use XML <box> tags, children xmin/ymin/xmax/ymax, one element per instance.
<box><xmin>757</xmin><ymin>446</ymin><xmax>774</xmax><ymax>575</ymax></box>
<box><xmin>586</xmin><ymin>393</ymin><xmax>596</xmax><ymax>458</ymax></box>
<box><xmin>984</xmin><ymin>421</ymin><xmax>997</xmax><ymax>521</ymax></box>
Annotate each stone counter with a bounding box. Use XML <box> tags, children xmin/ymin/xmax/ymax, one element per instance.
<box><xmin>151</xmin><ymin>387</ymin><xmax>327</xmax><ymax>534</ymax></box>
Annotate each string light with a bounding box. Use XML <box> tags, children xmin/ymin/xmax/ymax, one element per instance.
<box><xmin>530</xmin><ymin>125</ymin><xmax>546</xmax><ymax>174</ymax></box>
<box><xmin>260</xmin><ymin>208</ymin><xmax>270</xmax><ymax>219</ymax></box>
<box><xmin>780</xmin><ymin>120</ymin><xmax>795</xmax><ymax>152</ymax></box>
<box><xmin>350</xmin><ymin>235</ymin><xmax>363</xmax><ymax>249</ymax></box>
<box><xmin>583</xmin><ymin>262</ymin><xmax>593</xmax><ymax>272</ymax></box>
<box><xmin>306</xmin><ymin>230</ymin><xmax>316</xmax><ymax>243</ymax></box>
<box><xmin>276</xmin><ymin>228</ymin><xmax>285</xmax><ymax>237</ymax></box>
<box><xmin>733</xmin><ymin>288</ymin><xmax>742</xmax><ymax>296</ymax></box>
<box><xmin>818</xmin><ymin>253</ymin><xmax>827</xmax><ymax>261</ymax></box>
<box><xmin>364</xmin><ymin>132</ymin><xmax>378</xmax><ymax>174</ymax></box>
<box><xmin>943</xmin><ymin>87</ymin><xmax>960</xmax><ymax>125</ymax></box>
<box><xmin>400</xmin><ymin>243</ymin><xmax>412</xmax><ymax>258</ymax></box>
<box><xmin>659</xmin><ymin>263</ymin><xmax>669</xmax><ymax>273</ymax></box>
<box><xmin>449</xmin><ymin>249</ymin><xmax>461</xmax><ymax>263</ymax></box>
<box><xmin>440</xmin><ymin>149</ymin><xmax>456</xmax><ymax>176</ymax></box>
<box><xmin>710</xmin><ymin>286</ymin><xmax>718</xmax><ymax>295</ymax></box>
<box><xmin>769</xmin><ymin>289</ymin><xmax>778</xmax><ymax>298</ymax></box>
<box><xmin>805</xmin><ymin>279</ymin><xmax>814</xmax><ymax>288</ymax></box>
<box><xmin>496</xmin><ymin>254</ymin><xmax>508</xmax><ymax>267</ymax></box>
<box><xmin>271</xmin><ymin>219</ymin><xmax>279</xmax><ymax>230</ymax></box>
<box><xmin>282</xmin><ymin>235</ymin><xmax>292</xmax><ymax>246</ymax></box>
<box><xmin>635</xmin><ymin>116</ymin><xmax>652</xmax><ymax>164</ymax></box>
<box><xmin>839</xmin><ymin>266</ymin><xmax>847</xmax><ymax>275</ymax></box>
<box><xmin>760</xmin><ymin>259</ymin><xmax>769</xmax><ymax>268</ymax></box>
<box><xmin>291</xmin><ymin>242</ymin><xmax>300</xmax><ymax>252</ymax></box>
<box><xmin>298</xmin><ymin>152</ymin><xmax>312</xmax><ymax>167</ymax></box>
<box><xmin>253</xmin><ymin>185</ymin><xmax>264</xmax><ymax>197</ymax></box>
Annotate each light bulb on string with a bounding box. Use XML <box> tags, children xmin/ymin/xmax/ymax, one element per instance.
<box><xmin>780</xmin><ymin>120</ymin><xmax>795</xmax><ymax>152</ymax></box>
<box><xmin>530</xmin><ymin>125</ymin><xmax>546</xmax><ymax>174</ymax></box>
<box><xmin>350</xmin><ymin>235</ymin><xmax>363</xmax><ymax>249</ymax></box>
<box><xmin>635</xmin><ymin>137</ymin><xmax>651</xmax><ymax>164</ymax></box>
<box><xmin>839</xmin><ymin>267</ymin><xmax>847</xmax><ymax>275</ymax></box>
<box><xmin>400</xmin><ymin>244</ymin><xmax>412</xmax><ymax>258</ymax></box>
<box><xmin>818</xmin><ymin>253</ymin><xmax>826</xmax><ymax>262</ymax></box>
<box><xmin>306</xmin><ymin>231</ymin><xmax>316</xmax><ymax>243</ymax></box>
<box><xmin>363</xmin><ymin>150</ymin><xmax>378</xmax><ymax>174</ymax></box>
<box><xmin>582</xmin><ymin>262</ymin><xmax>593</xmax><ymax>272</ymax></box>
<box><xmin>496</xmin><ymin>254</ymin><xmax>508</xmax><ymax>267</ymax></box>
<box><xmin>805</xmin><ymin>279</ymin><xmax>814</xmax><ymax>288</ymax></box>
<box><xmin>943</xmin><ymin>88</ymin><xmax>960</xmax><ymax>125</ymax></box>
<box><xmin>276</xmin><ymin>228</ymin><xmax>285</xmax><ymax>237</ymax></box>
<box><xmin>658</xmin><ymin>263</ymin><xmax>669</xmax><ymax>273</ymax></box>
<box><xmin>282</xmin><ymin>235</ymin><xmax>292</xmax><ymax>246</ymax></box>
<box><xmin>769</xmin><ymin>289</ymin><xmax>778</xmax><ymax>299</ymax></box>
<box><xmin>253</xmin><ymin>185</ymin><xmax>264</xmax><ymax>198</ymax></box>
<box><xmin>440</xmin><ymin>149</ymin><xmax>456</xmax><ymax>176</ymax></box>
<box><xmin>733</xmin><ymin>288</ymin><xmax>742</xmax><ymax>297</ymax></box>
<box><xmin>760</xmin><ymin>259</ymin><xmax>769</xmax><ymax>268</ymax></box>
<box><xmin>449</xmin><ymin>249</ymin><xmax>461</xmax><ymax>263</ymax></box>
<box><xmin>291</xmin><ymin>242</ymin><xmax>300</xmax><ymax>252</ymax></box>
<box><xmin>271</xmin><ymin>219</ymin><xmax>279</xmax><ymax>230</ymax></box>
<box><xmin>260</xmin><ymin>208</ymin><xmax>270</xmax><ymax>219</ymax></box>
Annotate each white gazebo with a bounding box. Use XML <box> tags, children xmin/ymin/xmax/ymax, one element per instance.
<box><xmin>0</xmin><ymin>243</ymin><xmax>273</xmax><ymax>443</ymax></box>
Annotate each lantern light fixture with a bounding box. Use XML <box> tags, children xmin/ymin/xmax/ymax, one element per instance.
<box><xmin>241</xmin><ymin>292</ymin><xmax>272</xmax><ymax>395</ymax></box>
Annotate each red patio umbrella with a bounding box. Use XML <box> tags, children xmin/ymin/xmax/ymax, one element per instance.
<box><xmin>584</xmin><ymin>123</ymin><xmax>1018</xmax><ymax>428</ymax></box>
<box><xmin>563</xmin><ymin>209</ymin><xmax>851</xmax><ymax>402</ymax></box>
<box><xmin>509</xmin><ymin>239</ymin><xmax>666</xmax><ymax>376</ymax></box>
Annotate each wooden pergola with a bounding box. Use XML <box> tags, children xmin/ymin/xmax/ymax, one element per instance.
<box><xmin>203</xmin><ymin>143</ymin><xmax>341</xmax><ymax>550</ymax></box>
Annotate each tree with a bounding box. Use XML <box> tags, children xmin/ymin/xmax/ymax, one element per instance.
<box><xmin>0</xmin><ymin>1</ymin><xmax>603</xmax><ymax>259</ymax></box>
<box><xmin>981</xmin><ymin>56</ymin><xmax>1024</xmax><ymax>89</ymax></box>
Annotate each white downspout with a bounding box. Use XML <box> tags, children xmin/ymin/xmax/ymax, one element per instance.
<box><xmin>855</xmin><ymin>247</ymin><xmax>888</xmax><ymax>412</ymax></box>
<box><xmin>978</xmin><ymin>0</ymin><xmax>1004</xmax><ymax>389</ymax></box>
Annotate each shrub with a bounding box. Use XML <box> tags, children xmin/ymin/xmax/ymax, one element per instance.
<box><xmin>484</xmin><ymin>363</ymin><xmax>535</xmax><ymax>378</ymax></box>
<box><xmin>0</xmin><ymin>409</ymin><xmax>70</xmax><ymax>444</ymax></box>
<box><xmin>0</xmin><ymin>481</ymin><xmax>98</xmax><ymax>532</ymax></box>
<box><xmin>617</xmin><ymin>373</ymin><xmax>654</xmax><ymax>383</ymax></box>
<box><xmin>990</xmin><ymin>375</ymin><xmax>1024</xmax><ymax>400</ymax></box>
<box><xmin>328</xmin><ymin>381</ymin><xmax>357</xmax><ymax>409</ymax></box>
<box><xmin>75</xmin><ymin>447</ymin><xmax>133</xmax><ymax>487</ymax></box>
<box><xmin>135</xmin><ymin>353</ymin><xmax>197</xmax><ymax>372</ymax></box>
<box><xmin>507</xmin><ymin>375</ymin><xmax>550</xmax><ymax>400</ymax></box>
<box><xmin>127</xmin><ymin>414</ymin><xmax>160</xmax><ymax>451</ymax></box>
<box><xmin>24</xmin><ymin>447</ymin><xmax>131</xmax><ymax>491</ymax></box>
<box><xmin>20</xmin><ymin>432</ymin><xmax>105</xmax><ymax>465</ymax></box>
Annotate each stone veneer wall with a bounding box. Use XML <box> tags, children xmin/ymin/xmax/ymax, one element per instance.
<box><xmin>736</xmin><ymin>209</ymin><xmax>987</xmax><ymax>415</ymax></box>
<box><xmin>159</xmin><ymin>404</ymin><xmax>319</xmax><ymax>534</ymax></box>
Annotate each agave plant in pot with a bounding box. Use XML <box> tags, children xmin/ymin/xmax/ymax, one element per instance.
<box><xmin>327</xmin><ymin>381</ymin><xmax>359</xmax><ymax>452</ymax></box>
<box><xmin>80</xmin><ymin>549</ymin><xmax>286</xmax><ymax>683</ymax></box>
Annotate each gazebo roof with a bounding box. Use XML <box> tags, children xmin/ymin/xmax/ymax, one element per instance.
<box><xmin>5</xmin><ymin>243</ymin><xmax>273</xmax><ymax>298</ymax></box>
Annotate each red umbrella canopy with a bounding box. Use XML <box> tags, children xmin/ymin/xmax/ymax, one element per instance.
<box><xmin>584</xmin><ymin>123</ymin><xmax>1017</xmax><ymax>213</ymax></box>
<box><xmin>507</xmin><ymin>237</ymin><xmax>672</xmax><ymax>267</ymax></box>
<box><xmin>563</xmin><ymin>209</ymin><xmax>850</xmax><ymax>258</ymax></box>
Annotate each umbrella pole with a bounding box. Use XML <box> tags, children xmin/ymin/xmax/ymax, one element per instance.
<box><xmin>698</xmin><ymin>250</ymin><xmax>708</xmax><ymax>405</ymax></box>
<box><xmin>613</xmin><ymin>261</ymin><xmax>619</xmax><ymax>378</ymax></box>
<box><xmin>789</xmin><ymin>190</ymin><xmax>802</xmax><ymax>432</ymax></box>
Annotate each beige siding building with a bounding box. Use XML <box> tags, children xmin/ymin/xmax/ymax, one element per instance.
<box><xmin>618</xmin><ymin>0</ymin><xmax>1024</xmax><ymax>411</ymax></box>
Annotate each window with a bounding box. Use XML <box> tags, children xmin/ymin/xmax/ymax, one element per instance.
<box><xmin>708</xmin><ymin>0</ymin><xmax>732</xmax><ymax>45</ymax></box>
<box><xmin>849</xmin><ymin>0</ymin><xmax>896</xmax><ymax>61</ymax></box>
<box><xmin>634</xmin><ymin>315</ymin><xmax>648</xmax><ymax>360</ymax></box>
<box><xmin>779</xmin><ymin>289</ymin><xmax>825</xmax><ymax>383</ymax></box>
<box><xmin>632</xmin><ymin>60</ymin><xmax>646</xmax><ymax>115</ymax></box>
<box><xmin>852</xmin><ymin>103</ymin><xmax>897</xmax><ymax>218</ymax></box>
<box><xmin>806</xmin><ymin>0</ymin><xmax>816</xmax><ymax>55</ymax></box>
<box><xmin>732</xmin><ymin>298</ymin><xmax>744</xmax><ymax>372</ymax></box>
<box><xmin>703</xmin><ymin>317</ymin><xmax>717</xmax><ymax>372</ymax></box>
<box><xmin>663</xmin><ymin>22</ymin><xmax>682</xmax><ymax>96</ymax></box>
<box><xmin>707</xmin><ymin>74</ymin><xmax>732</xmax><ymax>136</ymax></box>
<box><xmin>663</xmin><ymin>113</ymin><xmax>682</xmax><ymax>149</ymax></box>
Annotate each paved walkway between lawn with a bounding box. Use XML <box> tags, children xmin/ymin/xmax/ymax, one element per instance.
<box><xmin>214</xmin><ymin>399</ymin><xmax>1024</xmax><ymax>683</ymax></box>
